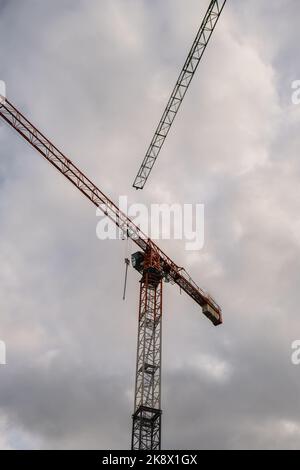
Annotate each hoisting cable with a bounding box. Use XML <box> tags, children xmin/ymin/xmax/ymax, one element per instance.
<box><xmin>122</xmin><ymin>229</ymin><xmax>130</xmax><ymax>300</ymax></box>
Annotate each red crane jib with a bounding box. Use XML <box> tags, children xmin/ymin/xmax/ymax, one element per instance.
<box><xmin>0</xmin><ymin>98</ymin><xmax>222</xmax><ymax>326</ymax></box>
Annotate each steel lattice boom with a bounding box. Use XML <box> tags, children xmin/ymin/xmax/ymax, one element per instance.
<box><xmin>133</xmin><ymin>0</ymin><xmax>227</xmax><ymax>190</ymax></box>
<box><xmin>0</xmin><ymin>98</ymin><xmax>222</xmax><ymax>326</ymax></box>
<box><xmin>0</xmin><ymin>97</ymin><xmax>222</xmax><ymax>449</ymax></box>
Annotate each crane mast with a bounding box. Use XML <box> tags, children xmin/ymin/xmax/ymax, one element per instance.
<box><xmin>0</xmin><ymin>97</ymin><xmax>222</xmax><ymax>449</ymax></box>
<box><xmin>132</xmin><ymin>248</ymin><xmax>163</xmax><ymax>449</ymax></box>
<box><xmin>133</xmin><ymin>0</ymin><xmax>227</xmax><ymax>190</ymax></box>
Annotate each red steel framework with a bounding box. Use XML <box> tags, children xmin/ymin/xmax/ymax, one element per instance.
<box><xmin>0</xmin><ymin>97</ymin><xmax>222</xmax><ymax>449</ymax></box>
<box><xmin>132</xmin><ymin>248</ymin><xmax>163</xmax><ymax>449</ymax></box>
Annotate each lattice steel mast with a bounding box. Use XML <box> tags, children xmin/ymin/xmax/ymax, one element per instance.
<box><xmin>131</xmin><ymin>248</ymin><xmax>163</xmax><ymax>449</ymax></box>
<box><xmin>0</xmin><ymin>98</ymin><xmax>222</xmax><ymax>450</ymax></box>
<box><xmin>133</xmin><ymin>0</ymin><xmax>227</xmax><ymax>190</ymax></box>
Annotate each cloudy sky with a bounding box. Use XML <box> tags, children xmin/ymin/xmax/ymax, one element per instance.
<box><xmin>0</xmin><ymin>0</ymin><xmax>300</xmax><ymax>450</ymax></box>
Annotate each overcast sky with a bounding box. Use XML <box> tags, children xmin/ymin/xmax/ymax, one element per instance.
<box><xmin>1</xmin><ymin>0</ymin><xmax>300</xmax><ymax>450</ymax></box>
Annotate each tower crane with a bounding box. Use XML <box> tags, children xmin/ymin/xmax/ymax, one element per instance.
<box><xmin>0</xmin><ymin>97</ymin><xmax>222</xmax><ymax>449</ymax></box>
<box><xmin>133</xmin><ymin>0</ymin><xmax>227</xmax><ymax>190</ymax></box>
